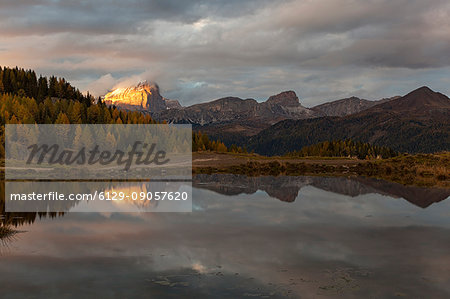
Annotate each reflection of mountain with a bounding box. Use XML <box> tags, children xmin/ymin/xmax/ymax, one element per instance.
<box><xmin>104</xmin><ymin>182</ymin><xmax>162</xmax><ymax>211</ymax></box>
<box><xmin>351</xmin><ymin>177</ymin><xmax>450</xmax><ymax>208</ymax></box>
<box><xmin>194</xmin><ymin>174</ymin><xmax>311</xmax><ymax>202</ymax></box>
<box><xmin>193</xmin><ymin>174</ymin><xmax>450</xmax><ymax>208</ymax></box>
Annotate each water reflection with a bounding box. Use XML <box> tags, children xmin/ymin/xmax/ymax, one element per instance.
<box><xmin>0</xmin><ymin>175</ymin><xmax>449</xmax><ymax>298</ymax></box>
<box><xmin>193</xmin><ymin>174</ymin><xmax>450</xmax><ymax>208</ymax></box>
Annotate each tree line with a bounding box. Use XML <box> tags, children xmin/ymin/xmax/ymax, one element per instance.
<box><xmin>285</xmin><ymin>139</ymin><xmax>398</xmax><ymax>159</ymax></box>
<box><xmin>193</xmin><ymin>131</ymin><xmax>246</xmax><ymax>153</ymax></box>
<box><xmin>2</xmin><ymin>66</ymin><xmax>391</xmax><ymax>158</ymax></box>
<box><xmin>0</xmin><ymin>66</ymin><xmax>93</xmax><ymax>105</ymax></box>
<box><xmin>0</xmin><ymin>66</ymin><xmax>246</xmax><ymax>155</ymax></box>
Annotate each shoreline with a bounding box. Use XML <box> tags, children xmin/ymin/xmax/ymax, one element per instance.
<box><xmin>193</xmin><ymin>152</ymin><xmax>450</xmax><ymax>188</ymax></box>
<box><xmin>0</xmin><ymin>152</ymin><xmax>448</xmax><ymax>188</ymax></box>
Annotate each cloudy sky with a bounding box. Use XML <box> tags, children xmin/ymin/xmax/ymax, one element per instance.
<box><xmin>1</xmin><ymin>0</ymin><xmax>449</xmax><ymax>106</ymax></box>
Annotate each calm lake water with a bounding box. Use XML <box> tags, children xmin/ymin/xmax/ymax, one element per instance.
<box><xmin>1</xmin><ymin>175</ymin><xmax>449</xmax><ymax>298</ymax></box>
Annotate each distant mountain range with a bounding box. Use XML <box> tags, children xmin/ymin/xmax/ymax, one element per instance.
<box><xmin>248</xmin><ymin>86</ymin><xmax>450</xmax><ymax>154</ymax></box>
<box><xmin>104</xmin><ymin>82</ymin><xmax>399</xmax><ymax>121</ymax></box>
<box><xmin>155</xmin><ymin>90</ymin><xmax>316</xmax><ymax>125</ymax></box>
<box><xmin>103</xmin><ymin>83</ymin><xmax>450</xmax><ymax>154</ymax></box>
<box><xmin>155</xmin><ymin>90</ymin><xmax>320</xmax><ymax>140</ymax></box>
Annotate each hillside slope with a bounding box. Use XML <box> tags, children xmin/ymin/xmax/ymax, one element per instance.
<box><xmin>248</xmin><ymin>86</ymin><xmax>450</xmax><ymax>155</ymax></box>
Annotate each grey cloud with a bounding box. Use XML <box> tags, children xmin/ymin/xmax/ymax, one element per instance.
<box><xmin>0</xmin><ymin>0</ymin><xmax>449</xmax><ymax>105</ymax></box>
<box><xmin>0</xmin><ymin>0</ymin><xmax>272</xmax><ymax>36</ymax></box>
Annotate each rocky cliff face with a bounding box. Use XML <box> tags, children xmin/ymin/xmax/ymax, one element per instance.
<box><xmin>103</xmin><ymin>81</ymin><xmax>181</xmax><ymax>112</ymax></box>
<box><xmin>154</xmin><ymin>90</ymin><xmax>317</xmax><ymax>125</ymax></box>
<box><xmin>102</xmin><ymin>84</ymin><xmax>318</xmax><ymax>142</ymax></box>
<box><xmin>150</xmin><ymin>90</ymin><xmax>319</xmax><ymax>145</ymax></box>
<box><xmin>311</xmin><ymin>96</ymin><xmax>398</xmax><ymax>117</ymax></box>
<box><xmin>260</xmin><ymin>91</ymin><xmax>316</xmax><ymax>119</ymax></box>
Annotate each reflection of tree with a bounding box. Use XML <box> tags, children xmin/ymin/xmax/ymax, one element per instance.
<box><xmin>0</xmin><ymin>224</ymin><xmax>20</xmax><ymax>248</ymax></box>
<box><xmin>1</xmin><ymin>179</ymin><xmax>184</xmax><ymax>219</ymax></box>
<box><xmin>0</xmin><ymin>176</ymin><xmax>58</xmax><ymax>248</ymax></box>
<box><xmin>0</xmin><ymin>180</ymin><xmax>65</xmax><ymax>227</ymax></box>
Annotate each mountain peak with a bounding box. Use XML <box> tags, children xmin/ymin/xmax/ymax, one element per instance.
<box><xmin>103</xmin><ymin>82</ymin><xmax>181</xmax><ymax>112</ymax></box>
<box><xmin>365</xmin><ymin>85</ymin><xmax>450</xmax><ymax>114</ymax></box>
<box><xmin>415</xmin><ymin>85</ymin><xmax>433</xmax><ymax>92</ymax></box>
<box><xmin>394</xmin><ymin>85</ymin><xmax>449</xmax><ymax>108</ymax></box>
<box><xmin>405</xmin><ymin>86</ymin><xmax>435</xmax><ymax>97</ymax></box>
<box><xmin>266</xmin><ymin>90</ymin><xmax>300</xmax><ymax>107</ymax></box>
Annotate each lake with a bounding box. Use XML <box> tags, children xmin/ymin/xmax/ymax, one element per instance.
<box><xmin>1</xmin><ymin>175</ymin><xmax>449</xmax><ymax>298</ymax></box>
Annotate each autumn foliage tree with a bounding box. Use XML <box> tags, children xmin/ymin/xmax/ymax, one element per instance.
<box><xmin>0</xmin><ymin>66</ymin><xmax>92</xmax><ymax>105</ymax></box>
<box><xmin>0</xmin><ymin>66</ymin><xmax>236</xmax><ymax>155</ymax></box>
<box><xmin>286</xmin><ymin>139</ymin><xmax>398</xmax><ymax>159</ymax></box>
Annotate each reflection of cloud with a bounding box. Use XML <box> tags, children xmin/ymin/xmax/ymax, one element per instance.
<box><xmin>1</xmin><ymin>184</ymin><xmax>449</xmax><ymax>297</ymax></box>
<box><xmin>191</xmin><ymin>262</ymin><xmax>207</xmax><ymax>274</ymax></box>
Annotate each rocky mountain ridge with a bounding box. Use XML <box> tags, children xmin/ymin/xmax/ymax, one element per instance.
<box><xmin>154</xmin><ymin>90</ymin><xmax>317</xmax><ymax>126</ymax></box>
<box><xmin>248</xmin><ymin>86</ymin><xmax>450</xmax><ymax>154</ymax></box>
<box><xmin>101</xmin><ymin>83</ymin><xmax>448</xmax><ymax>153</ymax></box>
<box><xmin>102</xmin><ymin>81</ymin><xmax>401</xmax><ymax>125</ymax></box>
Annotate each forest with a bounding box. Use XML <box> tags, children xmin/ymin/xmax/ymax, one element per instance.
<box><xmin>0</xmin><ymin>66</ymin><xmax>93</xmax><ymax>105</ymax></box>
<box><xmin>1</xmin><ymin>66</ymin><xmax>400</xmax><ymax>158</ymax></box>
<box><xmin>0</xmin><ymin>66</ymin><xmax>246</xmax><ymax>155</ymax></box>
<box><xmin>286</xmin><ymin>139</ymin><xmax>398</xmax><ymax>159</ymax></box>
